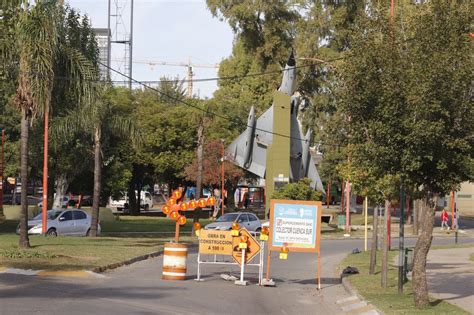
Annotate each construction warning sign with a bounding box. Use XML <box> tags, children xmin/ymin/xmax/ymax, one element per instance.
<box><xmin>199</xmin><ymin>230</ymin><xmax>233</xmax><ymax>255</ymax></box>
<box><xmin>232</xmin><ymin>228</ymin><xmax>261</xmax><ymax>265</ymax></box>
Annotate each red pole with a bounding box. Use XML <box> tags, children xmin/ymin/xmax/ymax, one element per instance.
<box><xmin>221</xmin><ymin>140</ymin><xmax>225</xmax><ymax>216</ymax></box>
<box><xmin>0</xmin><ymin>130</ymin><xmax>4</xmax><ymax>216</ymax></box>
<box><xmin>390</xmin><ymin>0</ymin><xmax>395</xmax><ymax>21</ymax></box>
<box><xmin>174</xmin><ymin>220</ymin><xmax>180</xmax><ymax>242</ymax></box>
<box><xmin>42</xmin><ymin>106</ymin><xmax>49</xmax><ymax>234</ymax></box>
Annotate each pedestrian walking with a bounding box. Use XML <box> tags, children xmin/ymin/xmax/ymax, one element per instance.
<box><xmin>440</xmin><ymin>208</ymin><xmax>449</xmax><ymax>230</ymax></box>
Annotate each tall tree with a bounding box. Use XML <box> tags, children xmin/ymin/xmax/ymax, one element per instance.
<box><xmin>401</xmin><ymin>2</ymin><xmax>473</xmax><ymax>306</ymax></box>
<box><xmin>13</xmin><ymin>1</ymin><xmax>95</xmax><ymax>247</ymax></box>
<box><xmin>337</xmin><ymin>1</ymin><xmax>473</xmax><ymax>307</ymax></box>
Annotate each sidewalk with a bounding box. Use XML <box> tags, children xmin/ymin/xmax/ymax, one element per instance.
<box><xmin>426</xmin><ymin>247</ymin><xmax>474</xmax><ymax>314</ymax></box>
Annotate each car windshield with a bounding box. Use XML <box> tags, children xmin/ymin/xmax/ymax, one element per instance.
<box><xmin>216</xmin><ymin>213</ymin><xmax>239</xmax><ymax>222</ymax></box>
<box><xmin>32</xmin><ymin>211</ymin><xmax>62</xmax><ymax>220</ymax></box>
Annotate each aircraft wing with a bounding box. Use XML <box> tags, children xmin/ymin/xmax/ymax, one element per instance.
<box><xmin>227</xmin><ymin>106</ymin><xmax>274</xmax><ymax>178</ymax></box>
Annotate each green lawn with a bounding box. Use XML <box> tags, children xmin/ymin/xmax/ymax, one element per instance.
<box><xmin>341</xmin><ymin>250</ymin><xmax>469</xmax><ymax>314</ymax></box>
<box><xmin>0</xmin><ymin>217</ymin><xmax>203</xmax><ymax>271</ymax></box>
<box><xmin>102</xmin><ymin>216</ymin><xmax>212</xmax><ymax>234</ymax></box>
<box><xmin>0</xmin><ymin>234</ymin><xmax>174</xmax><ymax>271</ymax></box>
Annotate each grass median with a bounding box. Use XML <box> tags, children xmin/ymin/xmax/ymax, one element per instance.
<box><xmin>0</xmin><ymin>216</ymin><xmax>207</xmax><ymax>271</ymax></box>
<box><xmin>341</xmin><ymin>250</ymin><xmax>469</xmax><ymax>314</ymax></box>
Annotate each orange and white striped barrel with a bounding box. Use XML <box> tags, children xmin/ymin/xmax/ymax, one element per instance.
<box><xmin>162</xmin><ymin>242</ymin><xmax>188</xmax><ymax>280</ymax></box>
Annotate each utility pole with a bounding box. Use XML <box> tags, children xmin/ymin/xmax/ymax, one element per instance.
<box><xmin>398</xmin><ymin>180</ymin><xmax>405</xmax><ymax>293</ymax></box>
<box><xmin>107</xmin><ymin>0</ymin><xmax>111</xmax><ymax>79</ymax></box>
<box><xmin>108</xmin><ymin>0</ymin><xmax>133</xmax><ymax>87</ymax></box>
<box><xmin>41</xmin><ymin>0</ymin><xmax>66</xmax><ymax>234</ymax></box>
<box><xmin>129</xmin><ymin>0</ymin><xmax>134</xmax><ymax>90</ymax></box>
<box><xmin>345</xmin><ymin>180</ymin><xmax>351</xmax><ymax>233</ymax></box>
<box><xmin>221</xmin><ymin>139</ymin><xmax>225</xmax><ymax>217</ymax></box>
<box><xmin>0</xmin><ymin>130</ymin><xmax>4</xmax><ymax>219</ymax></box>
<box><xmin>450</xmin><ymin>191</ymin><xmax>455</xmax><ymax>230</ymax></box>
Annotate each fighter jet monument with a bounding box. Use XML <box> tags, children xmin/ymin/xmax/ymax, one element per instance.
<box><xmin>227</xmin><ymin>52</ymin><xmax>324</xmax><ymax>217</ymax></box>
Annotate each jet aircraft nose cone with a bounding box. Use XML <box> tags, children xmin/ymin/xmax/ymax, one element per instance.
<box><xmin>287</xmin><ymin>51</ymin><xmax>296</xmax><ymax>67</ymax></box>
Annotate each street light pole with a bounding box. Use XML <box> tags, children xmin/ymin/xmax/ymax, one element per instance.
<box><xmin>0</xmin><ymin>130</ymin><xmax>4</xmax><ymax>219</ymax></box>
<box><xmin>398</xmin><ymin>180</ymin><xmax>405</xmax><ymax>294</ymax></box>
<box><xmin>221</xmin><ymin>139</ymin><xmax>225</xmax><ymax>216</ymax></box>
<box><xmin>42</xmin><ymin>101</ymin><xmax>49</xmax><ymax>235</ymax></box>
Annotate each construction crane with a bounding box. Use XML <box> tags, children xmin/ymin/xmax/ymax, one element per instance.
<box><xmin>111</xmin><ymin>58</ymin><xmax>219</xmax><ymax>97</ymax></box>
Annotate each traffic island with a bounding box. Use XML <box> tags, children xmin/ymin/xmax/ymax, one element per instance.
<box><xmin>0</xmin><ymin>233</ymin><xmax>175</xmax><ymax>273</ymax></box>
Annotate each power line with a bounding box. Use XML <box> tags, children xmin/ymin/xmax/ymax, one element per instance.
<box><xmin>100</xmin><ymin>61</ymin><xmax>317</xmax><ymax>142</ymax></box>
<box><xmin>4</xmin><ymin>56</ymin><xmax>341</xmax><ymax>85</ymax></box>
<box><xmin>100</xmin><ymin>60</ymin><xmax>344</xmax><ymax>148</ymax></box>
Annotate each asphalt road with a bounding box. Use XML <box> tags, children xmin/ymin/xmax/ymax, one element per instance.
<box><xmin>0</xmin><ymin>237</ymin><xmax>472</xmax><ymax>315</ymax></box>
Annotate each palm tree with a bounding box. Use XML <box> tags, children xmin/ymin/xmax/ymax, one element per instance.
<box><xmin>13</xmin><ymin>1</ymin><xmax>96</xmax><ymax>248</ymax></box>
<box><xmin>53</xmin><ymin>86</ymin><xmax>142</xmax><ymax>236</ymax></box>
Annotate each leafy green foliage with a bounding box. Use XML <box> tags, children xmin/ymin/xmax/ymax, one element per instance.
<box><xmin>338</xmin><ymin>2</ymin><xmax>473</xmax><ymax>199</ymax></box>
<box><xmin>272</xmin><ymin>178</ymin><xmax>322</xmax><ymax>201</ymax></box>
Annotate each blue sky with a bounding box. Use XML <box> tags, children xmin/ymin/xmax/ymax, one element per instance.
<box><xmin>67</xmin><ymin>0</ymin><xmax>234</xmax><ymax>98</ymax></box>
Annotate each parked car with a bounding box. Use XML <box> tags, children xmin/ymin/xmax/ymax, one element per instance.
<box><xmin>16</xmin><ymin>209</ymin><xmax>100</xmax><ymax>237</ymax></box>
<box><xmin>108</xmin><ymin>191</ymin><xmax>153</xmax><ymax>213</ymax></box>
<box><xmin>204</xmin><ymin>212</ymin><xmax>261</xmax><ymax>232</ymax></box>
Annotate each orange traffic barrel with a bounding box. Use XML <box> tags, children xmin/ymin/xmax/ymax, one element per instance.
<box><xmin>162</xmin><ymin>242</ymin><xmax>188</xmax><ymax>280</ymax></box>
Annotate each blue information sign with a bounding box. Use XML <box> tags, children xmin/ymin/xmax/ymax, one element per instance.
<box><xmin>269</xmin><ymin>200</ymin><xmax>321</xmax><ymax>252</ymax></box>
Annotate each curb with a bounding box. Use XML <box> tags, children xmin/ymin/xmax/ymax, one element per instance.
<box><xmin>92</xmin><ymin>250</ymin><xmax>162</xmax><ymax>273</ymax></box>
<box><xmin>340</xmin><ymin>274</ymin><xmax>358</xmax><ymax>296</ymax></box>
<box><xmin>340</xmin><ymin>272</ymin><xmax>382</xmax><ymax>314</ymax></box>
<box><xmin>0</xmin><ymin>249</ymin><xmax>164</xmax><ymax>278</ymax></box>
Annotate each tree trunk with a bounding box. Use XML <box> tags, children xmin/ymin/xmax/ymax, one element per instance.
<box><xmin>369</xmin><ymin>205</ymin><xmax>379</xmax><ymax>275</ymax></box>
<box><xmin>127</xmin><ymin>181</ymin><xmax>137</xmax><ymax>215</ymax></box>
<box><xmin>47</xmin><ymin>172</ymin><xmax>55</xmax><ymax>209</ymax></box>
<box><xmin>131</xmin><ymin>183</ymin><xmax>142</xmax><ymax>215</ymax></box>
<box><xmin>381</xmin><ymin>199</ymin><xmax>390</xmax><ymax>287</ymax></box>
<box><xmin>413</xmin><ymin>199</ymin><xmax>419</xmax><ymax>235</ymax></box>
<box><xmin>53</xmin><ymin>174</ymin><xmax>68</xmax><ymax>208</ymax></box>
<box><xmin>193</xmin><ymin>120</ymin><xmax>204</xmax><ymax>224</ymax></box>
<box><xmin>412</xmin><ymin>195</ymin><xmax>436</xmax><ymax>307</ymax></box>
<box><xmin>90</xmin><ymin>127</ymin><xmax>101</xmax><ymax>237</ymax></box>
<box><xmin>18</xmin><ymin>113</ymin><xmax>30</xmax><ymax>248</ymax></box>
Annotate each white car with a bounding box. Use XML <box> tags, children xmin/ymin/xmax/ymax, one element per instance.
<box><xmin>37</xmin><ymin>196</ymin><xmax>70</xmax><ymax>208</ymax></box>
<box><xmin>108</xmin><ymin>191</ymin><xmax>153</xmax><ymax>213</ymax></box>
<box><xmin>204</xmin><ymin>212</ymin><xmax>262</xmax><ymax>232</ymax></box>
<box><xmin>17</xmin><ymin>209</ymin><xmax>101</xmax><ymax>236</ymax></box>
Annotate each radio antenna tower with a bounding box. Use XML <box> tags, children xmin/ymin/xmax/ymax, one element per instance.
<box><xmin>108</xmin><ymin>0</ymin><xmax>134</xmax><ymax>89</ymax></box>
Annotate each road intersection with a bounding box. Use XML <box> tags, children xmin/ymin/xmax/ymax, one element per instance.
<box><xmin>1</xmin><ymin>237</ymin><xmax>472</xmax><ymax>315</ymax></box>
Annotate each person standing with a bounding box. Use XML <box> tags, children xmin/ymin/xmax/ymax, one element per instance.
<box><xmin>234</xmin><ymin>188</ymin><xmax>240</xmax><ymax>208</ymax></box>
<box><xmin>243</xmin><ymin>192</ymin><xmax>250</xmax><ymax>209</ymax></box>
<box><xmin>440</xmin><ymin>208</ymin><xmax>449</xmax><ymax>230</ymax></box>
<box><xmin>212</xmin><ymin>188</ymin><xmax>221</xmax><ymax>219</ymax></box>
<box><xmin>454</xmin><ymin>207</ymin><xmax>460</xmax><ymax>230</ymax></box>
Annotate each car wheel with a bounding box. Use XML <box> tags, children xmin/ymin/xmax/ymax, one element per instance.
<box><xmin>144</xmin><ymin>204</ymin><xmax>149</xmax><ymax>211</ymax></box>
<box><xmin>46</xmin><ymin>228</ymin><xmax>57</xmax><ymax>237</ymax></box>
<box><xmin>86</xmin><ymin>228</ymin><xmax>91</xmax><ymax>237</ymax></box>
